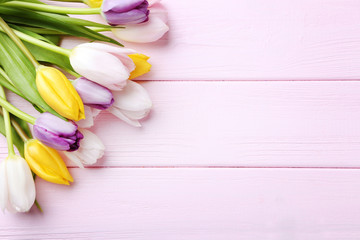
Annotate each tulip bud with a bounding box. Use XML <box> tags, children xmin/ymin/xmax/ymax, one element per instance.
<box><xmin>101</xmin><ymin>0</ymin><xmax>149</xmax><ymax>25</ymax></box>
<box><xmin>62</xmin><ymin>129</ymin><xmax>105</xmax><ymax>168</ymax></box>
<box><xmin>0</xmin><ymin>155</ymin><xmax>36</xmax><ymax>213</ymax></box>
<box><xmin>36</xmin><ymin>66</ymin><xmax>85</xmax><ymax>121</ymax></box>
<box><xmin>128</xmin><ymin>54</ymin><xmax>152</xmax><ymax>79</ymax></box>
<box><xmin>25</xmin><ymin>139</ymin><xmax>73</xmax><ymax>185</ymax></box>
<box><xmin>83</xmin><ymin>0</ymin><xmax>102</xmax><ymax>8</ymax></box>
<box><xmin>73</xmin><ymin>77</ymin><xmax>114</xmax><ymax>110</ymax></box>
<box><xmin>112</xmin><ymin>4</ymin><xmax>169</xmax><ymax>43</ymax></box>
<box><xmin>33</xmin><ymin>112</ymin><xmax>84</xmax><ymax>151</ymax></box>
<box><xmin>108</xmin><ymin>80</ymin><xmax>152</xmax><ymax>127</ymax></box>
<box><xmin>70</xmin><ymin>43</ymin><xmax>136</xmax><ymax>90</ymax></box>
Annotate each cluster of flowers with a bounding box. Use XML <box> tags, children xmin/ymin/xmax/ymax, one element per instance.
<box><xmin>0</xmin><ymin>0</ymin><xmax>168</xmax><ymax>213</ymax></box>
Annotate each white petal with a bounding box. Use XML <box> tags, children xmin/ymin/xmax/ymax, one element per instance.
<box><xmin>6</xmin><ymin>156</ymin><xmax>35</xmax><ymax>212</ymax></box>
<box><xmin>112</xmin><ymin>80</ymin><xmax>152</xmax><ymax>112</ymax></box>
<box><xmin>107</xmin><ymin>107</ymin><xmax>142</xmax><ymax>127</ymax></box>
<box><xmin>148</xmin><ymin>0</ymin><xmax>161</xmax><ymax>7</ymax></box>
<box><xmin>65</xmin><ymin>129</ymin><xmax>105</xmax><ymax>166</ymax></box>
<box><xmin>77</xmin><ymin>106</ymin><xmax>101</xmax><ymax>129</ymax></box>
<box><xmin>0</xmin><ymin>160</ymin><xmax>8</xmax><ymax>212</ymax></box>
<box><xmin>112</xmin><ymin>16</ymin><xmax>169</xmax><ymax>43</ymax></box>
<box><xmin>150</xmin><ymin>4</ymin><xmax>168</xmax><ymax>23</ymax></box>
<box><xmin>70</xmin><ymin>45</ymin><xmax>129</xmax><ymax>90</ymax></box>
<box><xmin>62</xmin><ymin>151</ymin><xmax>84</xmax><ymax>168</ymax></box>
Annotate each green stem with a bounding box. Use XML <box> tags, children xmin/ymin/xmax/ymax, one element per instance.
<box><xmin>0</xmin><ymin>96</ymin><xmax>36</xmax><ymax>125</ymax></box>
<box><xmin>0</xmin><ymin>18</ymin><xmax>39</xmax><ymax>68</ymax></box>
<box><xmin>0</xmin><ymin>108</ymin><xmax>30</xmax><ymax>142</ymax></box>
<box><xmin>3</xmin><ymin>1</ymin><xmax>101</xmax><ymax>14</ymax></box>
<box><xmin>90</xmin><ymin>27</ymin><xmax>111</xmax><ymax>32</ymax></box>
<box><xmin>0</xmin><ymin>87</ymin><xmax>14</xmax><ymax>155</ymax></box>
<box><xmin>0</xmin><ymin>26</ymin><xmax>71</xmax><ymax>57</ymax></box>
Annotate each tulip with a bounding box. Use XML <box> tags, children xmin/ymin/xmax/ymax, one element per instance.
<box><xmin>62</xmin><ymin>129</ymin><xmax>105</xmax><ymax>168</ymax></box>
<box><xmin>112</xmin><ymin>4</ymin><xmax>169</xmax><ymax>43</ymax></box>
<box><xmin>83</xmin><ymin>0</ymin><xmax>103</xmax><ymax>8</ymax></box>
<box><xmin>0</xmin><ymin>155</ymin><xmax>36</xmax><ymax>213</ymax></box>
<box><xmin>101</xmin><ymin>0</ymin><xmax>149</xmax><ymax>25</ymax></box>
<box><xmin>73</xmin><ymin>77</ymin><xmax>114</xmax><ymax>110</ymax></box>
<box><xmin>108</xmin><ymin>80</ymin><xmax>152</xmax><ymax>127</ymax></box>
<box><xmin>128</xmin><ymin>54</ymin><xmax>152</xmax><ymax>79</ymax></box>
<box><xmin>36</xmin><ymin>66</ymin><xmax>85</xmax><ymax>121</ymax></box>
<box><xmin>25</xmin><ymin>139</ymin><xmax>73</xmax><ymax>185</ymax></box>
<box><xmin>70</xmin><ymin>43</ymin><xmax>136</xmax><ymax>90</ymax></box>
<box><xmin>33</xmin><ymin>112</ymin><xmax>84</xmax><ymax>151</ymax></box>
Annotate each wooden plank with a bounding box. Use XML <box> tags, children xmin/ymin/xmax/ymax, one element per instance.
<box><xmin>2</xmin><ymin>81</ymin><xmax>360</xmax><ymax>167</ymax></box>
<box><xmin>1</xmin><ymin>168</ymin><xmax>360</xmax><ymax>239</ymax></box>
<box><xmin>58</xmin><ymin>0</ymin><xmax>360</xmax><ymax>80</ymax></box>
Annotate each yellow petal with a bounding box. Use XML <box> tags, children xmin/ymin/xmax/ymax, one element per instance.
<box><xmin>24</xmin><ymin>139</ymin><xmax>73</xmax><ymax>185</ymax></box>
<box><xmin>128</xmin><ymin>54</ymin><xmax>151</xmax><ymax>80</ymax></box>
<box><xmin>84</xmin><ymin>0</ymin><xmax>103</xmax><ymax>8</ymax></box>
<box><xmin>36</xmin><ymin>66</ymin><xmax>85</xmax><ymax>121</ymax></box>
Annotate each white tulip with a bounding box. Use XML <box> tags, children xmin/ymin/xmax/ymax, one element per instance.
<box><xmin>112</xmin><ymin>4</ymin><xmax>169</xmax><ymax>43</ymax></box>
<box><xmin>69</xmin><ymin>43</ymin><xmax>136</xmax><ymax>90</ymax></box>
<box><xmin>63</xmin><ymin>129</ymin><xmax>105</xmax><ymax>168</ymax></box>
<box><xmin>0</xmin><ymin>155</ymin><xmax>36</xmax><ymax>213</ymax></box>
<box><xmin>107</xmin><ymin>80</ymin><xmax>152</xmax><ymax>127</ymax></box>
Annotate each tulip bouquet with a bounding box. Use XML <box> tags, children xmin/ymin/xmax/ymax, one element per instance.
<box><xmin>0</xmin><ymin>0</ymin><xmax>168</xmax><ymax>213</ymax></box>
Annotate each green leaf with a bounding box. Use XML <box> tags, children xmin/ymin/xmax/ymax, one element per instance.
<box><xmin>9</xmin><ymin>25</ymin><xmax>73</xmax><ymax>70</ymax></box>
<box><xmin>0</xmin><ymin>32</ymin><xmax>60</xmax><ymax>116</ymax></box>
<box><xmin>0</xmin><ymin>113</ymin><xmax>25</xmax><ymax>156</ymax></box>
<box><xmin>42</xmin><ymin>34</ymin><xmax>61</xmax><ymax>45</ymax></box>
<box><xmin>0</xmin><ymin>6</ymin><xmax>122</xmax><ymax>46</ymax></box>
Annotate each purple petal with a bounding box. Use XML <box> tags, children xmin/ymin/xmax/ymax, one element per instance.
<box><xmin>74</xmin><ymin>77</ymin><xmax>114</xmax><ymax>110</ymax></box>
<box><xmin>35</xmin><ymin>113</ymin><xmax>77</xmax><ymax>137</ymax></box>
<box><xmin>104</xmin><ymin>9</ymin><xmax>149</xmax><ymax>25</ymax></box>
<box><xmin>103</xmin><ymin>0</ymin><xmax>145</xmax><ymax>12</ymax></box>
<box><xmin>33</xmin><ymin>125</ymin><xmax>70</xmax><ymax>151</ymax></box>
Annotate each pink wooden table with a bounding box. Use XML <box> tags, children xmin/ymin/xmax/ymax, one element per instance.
<box><xmin>2</xmin><ymin>0</ymin><xmax>360</xmax><ymax>239</ymax></box>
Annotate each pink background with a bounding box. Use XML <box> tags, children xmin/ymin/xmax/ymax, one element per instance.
<box><xmin>2</xmin><ymin>0</ymin><xmax>360</xmax><ymax>239</ymax></box>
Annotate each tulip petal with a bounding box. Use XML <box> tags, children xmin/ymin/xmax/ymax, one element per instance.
<box><xmin>112</xmin><ymin>15</ymin><xmax>168</xmax><ymax>43</ymax></box>
<box><xmin>6</xmin><ymin>156</ymin><xmax>35</xmax><ymax>212</ymax></box>
<box><xmin>107</xmin><ymin>107</ymin><xmax>142</xmax><ymax>127</ymax></box>
<box><xmin>70</xmin><ymin>45</ymin><xmax>130</xmax><ymax>90</ymax></box>
<box><xmin>63</xmin><ymin>129</ymin><xmax>105</xmax><ymax>166</ymax></box>
<box><xmin>103</xmin><ymin>0</ymin><xmax>145</xmax><ymax>12</ymax></box>
<box><xmin>128</xmin><ymin>54</ymin><xmax>151</xmax><ymax>79</ymax></box>
<box><xmin>111</xmin><ymin>80</ymin><xmax>152</xmax><ymax>112</ymax></box>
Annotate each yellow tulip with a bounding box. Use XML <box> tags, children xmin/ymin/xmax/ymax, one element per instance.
<box><xmin>128</xmin><ymin>54</ymin><xmax>152</xmax><ymax>80</ymax></box>
<box><xmin>83</xmin><ymin>0</ymin><xmax>103</xmax><ymax>8</ymax></box>
<box><xmin>24</xmin><ymin>139</ymin><xmax>73</xmax><ymax>185</ymax></box>
<box><xmin>36</xmin><ymin>66</ymin><xmax>85</xmax><ymax>121</ymax></box>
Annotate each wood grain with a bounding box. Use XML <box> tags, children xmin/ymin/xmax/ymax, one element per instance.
<box><xmin>1</xmin><ymin>168</ymin><xmax>360</xmax><ymax>240</ymax></box>
<box><xmin>59</xmin><ymin>0</ymin><xmax>360</xmax><ymax>80</ymax></box>
<box><xmin>1</xmin><ymin>81</ymin><xmax>360</xmax><ymax>167</ymax></box>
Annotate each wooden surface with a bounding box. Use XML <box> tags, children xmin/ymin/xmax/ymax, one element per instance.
<box><xmin>2</xmin><ymin>0</ymin><xmax>360</xmax><ymax>239</ymax></box>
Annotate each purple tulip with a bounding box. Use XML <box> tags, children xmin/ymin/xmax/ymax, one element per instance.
<box><xmin>33</xmin><ymin>113</ymin><xmax>84</xmax><ymax>151</ymax></box>
<box><xmin>102</xmin><ymin>0</ymin><xmax>149</xmax><ymax>25</ymax></box>
<box><xmin>73</xmin><ymin>77</ymin><xmax>114</xmax><ymax>110</ymax></box>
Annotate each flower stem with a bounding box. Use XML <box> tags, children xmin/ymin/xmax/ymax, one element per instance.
<box><xmin>0</xmin><ymin>87</ymin><xmax>15</xmax><ymax>155</ymax></box>
<box><xmin>0</xmin><ymin>18</ymin><xmax>40</xmax><ymax>68</ymax></box>
<box><xmin>0</xmin><ymin>108</ymin><xmax>30</xmax><ymax>142</ymax></box>
<box><xmin>0</xmin><ymin>96</ymin><xmax>36</xmax><ymax>125</ymax></box>
<box><xmin>3</xmin><ymin>1</ymin><xmax>101</xmax><ymax>14</ymax></box>
<box><xmin>0</xmin><ymin>26</ymin><xmax>71</xmax><ymax>57</ymax></box>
